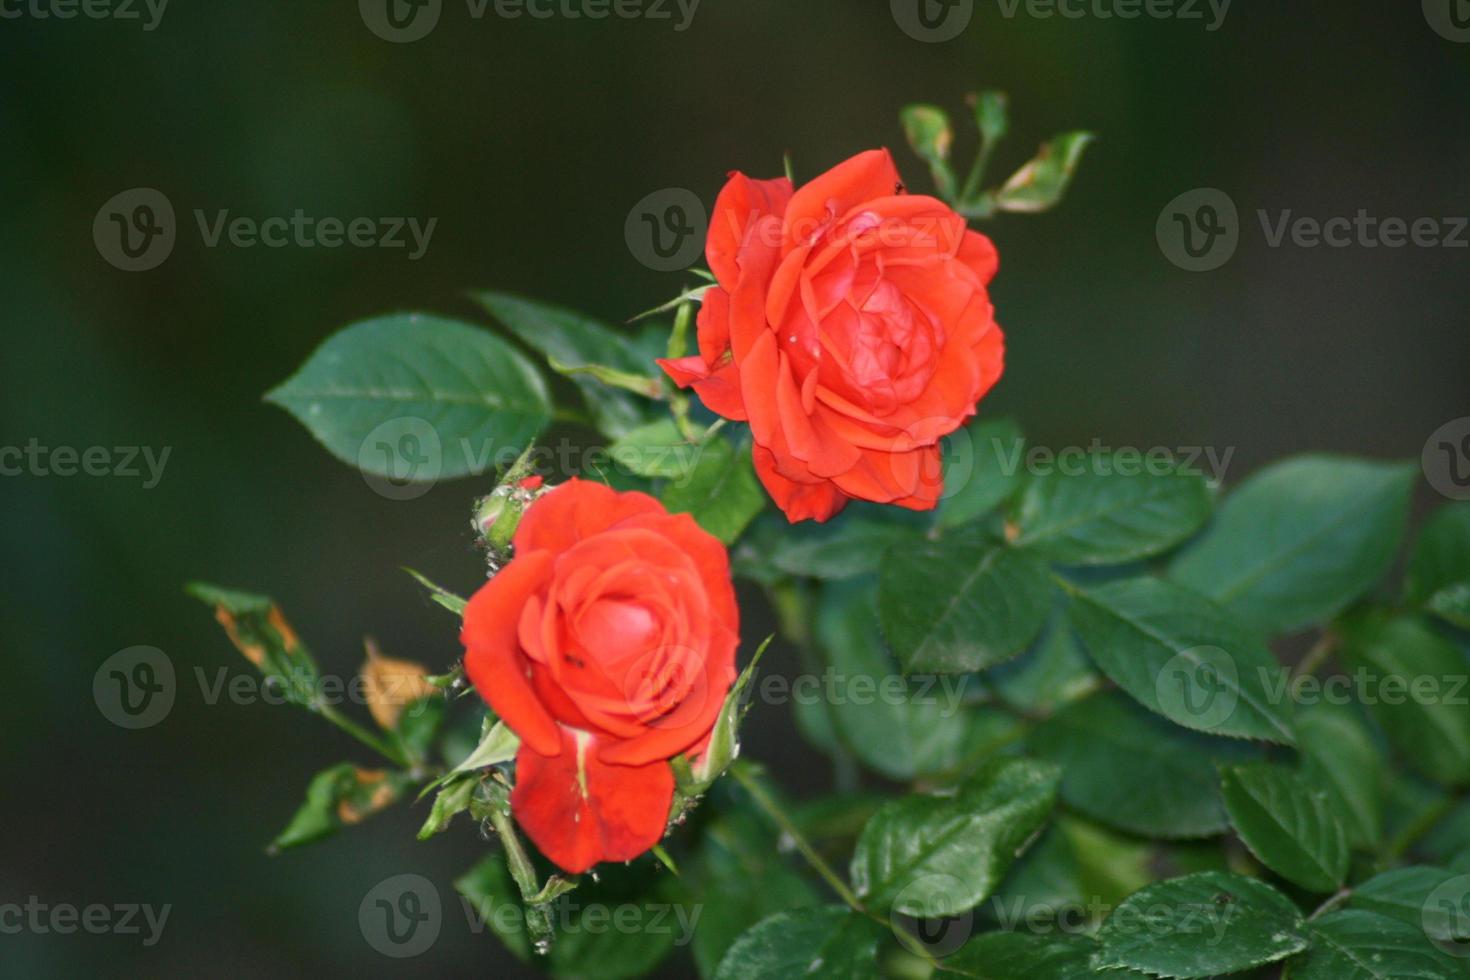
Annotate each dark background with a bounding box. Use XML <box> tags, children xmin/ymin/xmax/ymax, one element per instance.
<box><xmin>2</xmin><ymin>0</ymin><xmax>1467</xmax><ymax>975</ymax></box>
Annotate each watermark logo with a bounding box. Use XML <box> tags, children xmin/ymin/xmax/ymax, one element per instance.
<box><xmin>0</xmin><ymin>440</ymin><xmax>171</xmax><ymax>487</ymax></box>
<box><xmin>625</xmin><ymin>188</ymin><xmax>707</xmax><ymax>271</ymax></box>
<box><xmin>1425</xmin><ymin>0</ymin><xmax>1470</xmax><ymax>42</ymax></box>
<box><xmin>1157</xmin><ymin>188</ymin><xmax>1238</xmax><ymax>272</ymax></box>
<box><xmin>94</xmin><ymin>190</ymin><xmax>437</xmax><ymax>271</ymax></box>
<box><xmin>1423</xmin><ymin>874</ymin><xmax>1470</xmax><ymax>956</ymax></box>
<box><xmin>1424</xmin><ymin>418</ymin><xmax>1470</xmax><ymax>501</ymax></box>
<box><xmin>94</xmin><ymin>646</ymin><xmax>176</xmax><ymax>730</ymax></box>
<box><xmin>892</xmin><ymin>0</ymin><xmax>974</xmax><ymax>42</ymax></box>
<box><xmin>1160</xmin><ymin>188</ymin><xmax>1469</xmax><ymax>271</ymax></box>
<box><xmin>1155</xmin><ymin>647</ymin><xmax>1239</xmax><ymax>732</ymax></box>
<box><xmin>360</xmin><ymin>874</ymin><xmax>442</xmax><ymax>958</ymax></box>
<box><xmin>94</xmin><ymin>188</ymin><xmax>176</xmax><ymax>272</ymax></box>
<box><xmin>359</xmin><ymin>417</ymin><xmax>444</xmax><ymax>501</ymax></box>
<box><xmin>360</xmin><ymin>0</ymin><xmax>443</xmax><ymax>42</ymax></box>
<box><xmin>992</xmin><ymin>0</ymin><xmax>1231</xmax><ymax>31</ymax></box>
<box><xmin>889</xmin><ymin>874</ymin><xmax>975</xmax><ymax>958</ymax></box>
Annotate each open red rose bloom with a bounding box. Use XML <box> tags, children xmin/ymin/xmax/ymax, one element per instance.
<box><xmin>461</xmin><ymin>480</ymin><xmax>739</xmax><ymax>873</ymax></box>
<box><xmin>659</xmin><ymin>148</ymin><xmax>1006</xmax><ymax>523</ymax></box>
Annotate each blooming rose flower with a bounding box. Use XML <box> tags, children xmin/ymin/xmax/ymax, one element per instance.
<box><xmin>659</xmin><ymin>148</ymin><xmax>1005</xmax><ymax>523</ymax></box>
<box><xmin>461</xmin><ymin>480</ymin><xmax>739</xmax><ymax>873</ymax></box>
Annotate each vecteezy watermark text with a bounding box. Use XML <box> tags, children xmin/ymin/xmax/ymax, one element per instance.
<box><xmin>94</xmin><ymin>188</ymin><xmax>436</xmax><ymax>272</ymax></box>
<box><xmin>0</xmin><ymin>898</ymin><xmax>171</xmax><ymax>947</ymax></box>
<box><xmin>1158</xmin><ymin>188</ymin><xmax>1469</xmax><ymax>272</ymax></box>
<box><xmin>0</xmin><ymin>0</ymin><xmax>167</xmax><ymax>30</ymax></box>
<box><xmin>0</xmin><ymin>440</ymin><xmax>170</xmax><ymax>488</ymax></box>
<box><xmin>359</xmin><ymin>0</ymin><xmax>699</xmax><ymax>43</ymax></box>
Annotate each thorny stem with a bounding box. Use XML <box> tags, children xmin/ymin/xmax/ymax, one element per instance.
<box><xmin>730</xmin><ymin>762</ymin><xmax>866</xmax><ymax>913</ymax></box>
<box><xmin>488</xmin><ymin>803</ymin><xmax>557</xmax><ymax>949</ymax></box>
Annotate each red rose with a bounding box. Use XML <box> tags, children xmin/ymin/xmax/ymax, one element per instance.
<box><xmin>659</xmin><ymin>148</ymin><xmax>1005</xmax><ymax>523</ymax></box>
<box><xmin>461</xmin><ymin>480</ymin><xmax>739</xmax><ymax>873</ymax></box>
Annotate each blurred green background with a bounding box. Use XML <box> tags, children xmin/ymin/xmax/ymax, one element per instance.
<box><xmin>2</xmin><ymin>0</ymin><xmax>1467</xmax><ymax>975</ymax></box>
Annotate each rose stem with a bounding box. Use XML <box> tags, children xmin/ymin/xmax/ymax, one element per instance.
<box><xmin>730</xmin><ymin>762</ymin><xmax>865</xmax><ymax>913</ymax></box>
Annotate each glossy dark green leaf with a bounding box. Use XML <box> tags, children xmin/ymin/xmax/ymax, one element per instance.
<box><xmin>474</xmin><ymin>291</ymin><xmax>655</xmax><ymax>437</ymax></box>
<box><xmin>1351</xmin><ymin>866</ymin><xmax>1470</xmax><ymax>948</ymax></box>
<box><xmin>850</xmin><ymin>756</ymin><xmax>1060</xmax><ymax>915</ymax></box>
<box><xmin>1028</xmin><ymin>692</ymin><xmax>1246</xmax><ymax>839</ymax></box>
<box><xmin>265</xmin><ymin>314</ymin><xmax>551</xmax><ymax>478</ymax></box>
<box><xmin>943</xmin><ymin>931</ymin><xmax>1149</xmax><ymax>979</ymax></box>
<box><xmin>1296</xmin><ymin>703</ymin><xmax>1384</xmax><ymax>849</ymax></box>
<box><xmin>818</xmin><ymin>580</ymin><xmax>1015</xmax><ymax>781</ymax></box>
<box><xmin>607</xmin><ymin>419</ymin><xmax>703</xmax><ymax>480</ymax></box>
<box><xmin>1219</xmin><ymin>762</ymin><xmax>1349</xmax><ymax>893</ymax></box>
<box><xmin>1285</xmin><ymin>910</ymin><xmax>1463</xmax><ymax>980</ymax></box>
<box><xmin>990</xmin><ymin>613</ymin><xmax>1099</xmax><ymax>716</ymax></box>
<box><xmin>1093</xmin><ymin>871</ymin><xmax>1309</xmax><ymax>978</ymax></box>
<box><xmin>660</xmin><ymin>437</ymin><xmax>765</xmax><ymax>544</ymax></box>
<box><xmin>1008</xmin><ymin>453</ymin><xmax>1212</xmax><ymax>565</ymax></box>
<box><xmin>1066</xmin><ymin>577</ymin><xmax>1296</xmax><ymax>744</ymax></box>
<box><xmin>457</xmin><ymin>856</ymin><xmax>681</xmax><ymax>978</ymax></box>
<box><xmin>686</xmin><ymin>808</ymin><xmax>819</xmax><ymax>978</ymax></box>
<box><xmin>878</xmin><ymin>528</ymin><xmax>1053</xmax><ymax>674</ymax></box>
<box><xmin>712</xmin><ymin>906</ymin><xmax>882</xmax><ymax>980</ymax></box>
<box><xmin>1406</xmin><ymin>504</ymin><xmax>1470</xmax><ymax>630</ymax></box>
<box><xmin>938</xmin><ymin>417</ymin><xmax>1026</xmax><ymax>530</ymax></box>
<box><xmin>1338</xmin><ymin>612</ymin><xmax>1470</xmax><ymax>787</ymax></box>
<box><xmin>1170</xmin><ymin>456</ymin><xmax>1415</xmax><ymax>634</ymax></box>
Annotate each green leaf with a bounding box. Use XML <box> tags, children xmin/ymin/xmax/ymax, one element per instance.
<box><xmin>187</xmin><ymin>583</ymin><xmax>321</xmax><ymax>704</ymax></box>
<box><xmin>992</xmin><ymin>815</ymin><xmax>1153</xmax><ymax>931</ymax></box>
<box><xmin>660</xmin><ymin>437</ymin><xmax>765</xmax><ymax>545</ymax></box>
<box><xmin>1352</xmin><ymin>866</ymin><xmax>1470</xmax><ymax>948</ymax></box>
<box><xmin>878</xmin><ymin>527</ymin><xmax>1053</xmax><ymax>674</ymax></box>
<box><xmin>1027</xmin><ymin>692</ymin><xmax>1247</xmax><ymax>839</ymax></box>
<box><xmin>901</xmin><ymin>104</ymin><xmax>957</xmax><ymax>200</ymax></box>
<box><xmin>608</xmin><ymin>419</ymin><xmax>702</xmax><ymax>480</ymax></box>
<box><xmin>271</xmin><ymin>764</ymin><xmax>408</xmax><ymax>852</ymax></box>
<box><xmin>1170</xmin><ymin>456</ymin><xmax>1416</xmax><ymax>634</ymax></box>
<box><xmin>942</xmin><ymin>931</ymin><xmax>1149</xmax><ymax>979</ymax></box>
<box><xmin>992</xmin><ymin>132</ymin><xmax>1095</xmax><ymax>214</ymax></box>
<box><xmin>1296</xmin><ymin>703</ymin><xmax>1384</xmax><ymax>849</ymax></box>
<box><xmin>416</xmin><ymin>774</ymin><xmax>477</xmax><ymax>840</ymax></box>
<box><xmin>1406</xmin><ymin>504</ymin><xmax>1470</xmax><ymax>630</ymax></box>
<box><xmin>686</xmin><ymin>807</ymin><xmax>819</xmax><ymax>977</ymax></box>
<box><xmin>1285</xmin><ymin>910</ymin><xmax>1463</xmax><ymax>980</ymax></box>
<box><xmin>937</xmin><ymin>417</ymin><xmax>1026</xmax><ymax>530</ymax></box>
<box><xmin>265</xmin><ymin>314</ymin><xmax>551</xmax><ymax>479</ymax></box>
<box><xmin>712</xmin><ymin>906</ymin><xmax>882</xmax><ymax>980</ymax></box>
<box><xmin>1219</xmin><ymin>762</ymin><xmax>1349</xmax><ymax>893</ymax></box>
<box><xmin>1338</xmin><ymin>612</ymin><xmax>1470</xmax><ymax>787</ymax></box>
<box><xmin>683</xmin><ymin>637</ymin><xmax>771</xmax><ymax>791</ymax></box>
<box><xmin>402</xmin><ymin>568</ymin><xmax>468</xmax><ymax>616</ymax></box>
<box><xmin>990</xmin><ymin>613</ymin><xmax>1099</xmax><ymax>716</ymax></box>
<box><xmin>1093</xmin><ymin>871</ymin><xmax>1309</xmax><ymax>978</ymax></box>
<box><xmin>850</xmin><ymin>756</ymin><xmax>1060</xmax><ymax>915</ymax></box>
<box><xmin>817</xmin><ymin>580</ymin><xmax>1017</xmax><ymax>781</ymax></box>
<box><xmin>1066</xmin><ymin>576</ymin><xmax>1297</xmax><ymax>744</ymax></box>
<box><xmin>740</xmin><ymin>505</ymin><xmax>923</xmax><ymax>581</ymax></box>
<box><xmin>1008</xmin><ymin>452</ymin><xmax>1212</xmax><ymax>565</ymax></box>
<box><xmin>457</xmin><ymin>856</ymin><xmax>681</xmax><ymax>978</ymax></box>
<box><xmin>473</xmin><ymin>291</ymin><xmax>655</xmax><ymax>438</ymax></box>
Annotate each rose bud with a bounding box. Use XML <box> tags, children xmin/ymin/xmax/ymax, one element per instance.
<box><xmin>460</xmin><ymin>480</ymin><xmax>739</xmax><ymax>873</ymax></box>
<box><xmin>659</xmin><ymin>148</ymin><xmax>1005</xmax><ymax>522</ymax></box>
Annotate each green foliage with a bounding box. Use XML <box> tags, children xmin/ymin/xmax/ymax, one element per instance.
<box><xmin>1406</xmin><ymin>503</ymin><xmax>1470</xmax><ymax>629</ymax></box>
<box><xmin>659</xmin><ymin>436</ymin><xmax>765</xmax><ymax>545</ymax></box>
<box><xmin>1219</xmin><ymin>762</ymin><xmax>1349</xmax><ymax>893</ymax></box>
<box><xmin>1093</xmin><ymin>872</ymin><xmax>1310</xmax><ymax>977</ymax></box>
<box><xmin>1170</xmin><ymin>456</ymin><xmax>1415</xmax><ymax>633</ymax></box>
<box><xmin>1286</xmin><ymin>910</ymin><xmax>1464</xmax><ymax>980</ymax></box>
<box><xmin>850</xmin><ymin>756</ymin><xmax>1060</xmax><ymax>915</ymax></box>
<box><xmin>878</xmin><ymin>525</ymin><xmax>1053</xmax><ymax>674</ymax></box>
<box><xmin>265</xmin><ymin>314</ymin><xmax>552</xmax><ymax>479</ymax></box>
<box><xmin>711</xmin><ymin>906</ymin><xmax>883</xmax><ymax>979</ymax></box>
